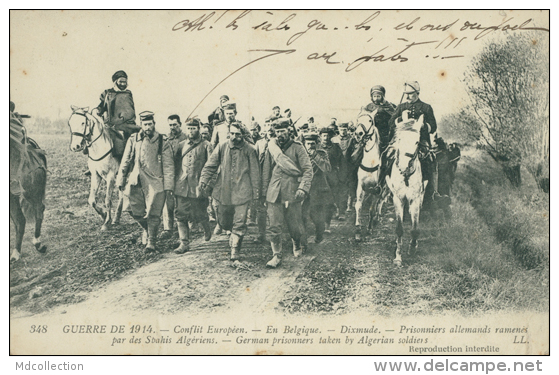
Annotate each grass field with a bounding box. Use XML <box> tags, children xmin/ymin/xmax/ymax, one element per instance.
<box><xmin>9</xmin><ymin>132</ymin><xmax>549</xmax><ymax>316</ymax></box>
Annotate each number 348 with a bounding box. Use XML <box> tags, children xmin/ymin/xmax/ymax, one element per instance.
<box><xmin>30</xmin><ymin>325</ymin><xmax>48</xmax><ymax>333</ymax></box>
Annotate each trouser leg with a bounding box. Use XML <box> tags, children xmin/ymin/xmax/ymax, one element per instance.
<box><xmin>162</xmin><ymin>191</ymin><xmax>175</xmax><ymax>231</ymax></box>
<box><xmin>310</xmin><ymin>204</ymin><xmax>326</xmax><ymax>243</ymax></box>
<box><xmin>266</xmin><ymin>203</ymin><xmax>284</xmax><ymax>268</ymax></box>
<box><xmin>175</xmin><ymin>221</ymin><xmax>190</xmax><ymax>254</ymax></box>
<box><xmin>255</xmin><ymin>199</ymin><xmax>267</xmax><ymax>242</ymax></box>
<box><xmin>285</xmin><ymin>203</ymin><xmax>304</xmax><ymax>257</ymax></box>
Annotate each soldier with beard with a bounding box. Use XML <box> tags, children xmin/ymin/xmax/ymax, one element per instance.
<box><xmin>117</xmin><ymin>111</ymin><xmax>174</xmax><ymax>253</ymax></box>
<box><xmin>199</xmin><ymin>123</ymin><xmax>260</xmax><ymax>261</ymax></box>
<box><xmin>94</xmin><ymin>70</ymin><xmax>141</xmax><ymax>142</ymax></box>
<box><xmin>358</xmin><ymin>85</ymin><xmax>397</xmax><ymax>194</ymax></box>
<box><xmin>262</xmin><ymin>119</ymin><xmax>313</xmax><ymax>268</ymax></box>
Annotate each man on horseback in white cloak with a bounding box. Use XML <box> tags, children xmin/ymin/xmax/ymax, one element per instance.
<box><xmin>384</xmin><ymin>81</ymin><xmax>451</xmax><ymax>206</ymax></box>
<box><xmin>92</xmin><ymin>70</ymin><xmax>142</xmax><ymax>159</ymax></box>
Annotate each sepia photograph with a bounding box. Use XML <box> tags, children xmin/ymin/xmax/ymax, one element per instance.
<box><xmin>9</xmin><ymin>9</ymin><xmax>549</xmax><ymax>357</ymax></box>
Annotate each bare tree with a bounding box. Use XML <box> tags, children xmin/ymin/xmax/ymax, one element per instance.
<box><xmin>462</xmin><ymin>32</ymin><xmax>549</xmax><ymax>190</ymax></box>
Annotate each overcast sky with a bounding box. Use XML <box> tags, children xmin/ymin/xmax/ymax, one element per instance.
<box><xmin>10</xmin><ymin>10</ymin><xmax>549</xmax><ymax>133</ymax></box>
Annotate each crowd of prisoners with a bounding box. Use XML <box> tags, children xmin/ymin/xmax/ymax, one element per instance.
<box><xmin>84</xmin><ymin>70</ymin><xmax>458</xmax><ymax>269</ymax></box>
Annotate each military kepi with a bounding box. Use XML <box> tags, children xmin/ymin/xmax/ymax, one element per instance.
<box><xmin>139</xmin><ymin>111</ymin><xmax>155</xmax><ymax>122</ymax></box>
<box><xmin>404</xmin><ymin>81</ymin><xmax>420</xmax><ymax>94</ymax></box>
<box><xmin>303</xmin><ymin>132</ymin><xmax>319</xmax><ymax>141</ymax></box>
<box><xmin>223</xmin><ymin>103</ymin><xmax>237</xmax><ymax>111</ymax></box>
<box><xmin>112</xmin><ymin>70</ymin><xmax>128</xmax><ymax>82</ymax></box>
<box><xmin>273</xmin><ymin>119</ymin><xmax>291</xmax><ymax>130</ymax></box>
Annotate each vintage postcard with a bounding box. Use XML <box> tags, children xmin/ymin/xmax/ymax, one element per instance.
<box><xmin>9</xmin><ymin>10</ymin><xmax>549</xmax><ymax>355</ymax></box>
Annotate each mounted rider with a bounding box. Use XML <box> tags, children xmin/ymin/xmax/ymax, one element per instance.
<box><xmin>93</xmin><ymin>70</ymin><xmax>141</xmax><ymax>157</ymax></box>
<box><xmin>386</xmin><ymin>81</ymin><xmax>450</xmax><ymax>205</ymax></box>
<box><xmin>351</xmin><ymin>85</ymin><xmax>397</xmax><ymax>195</ymax></box>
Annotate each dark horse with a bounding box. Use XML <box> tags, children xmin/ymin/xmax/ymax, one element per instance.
<box><xmin>10</xmin><ymin>115</ymin><xmax>47</xmax><ymax>262</ymax></box>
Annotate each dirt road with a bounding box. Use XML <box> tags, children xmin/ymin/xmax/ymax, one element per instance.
<box><xmin>10</xmin><ymin>134</ymin><xmax>548</xmax><ymax>319</ymax></box>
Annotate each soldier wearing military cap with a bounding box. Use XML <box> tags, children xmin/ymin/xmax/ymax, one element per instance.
<box><xmin>211</xmin><ymin>102</ymin><xmax>253</xmax><ymax>147</ymax></box>
<box><xmin>117</xmin><ymin>111</ymin><xmax>175</xmax><ymax>252</ymax></box>
<box><xmin>207</xmin><ymin>94</ymin><xmax>229</xmax><ymax>125</ymax></box>
<box><xmin>199</xmin><ymin>123</ymin><xmax>260</xmax><ymax>261</ymax></box>
<box><xmin>265</xmin><ymin>106</ymin><xmax>282</xmax><ymax>124</ymax></box>
<box><xmin>262</xmin><ymin>119</ymin><xmax>313</xmax><ymax>268</ymax></box>
<box><xmin>337</xmin><ymin>122</ymin><xmax>353</xmax><ymax>216</ymax></box>
<box><xmin>94</xmin><ymin>70</ymin><xmax>141</xmax><ymax>150</ymax></box>
<box><xmin>387</xmin><ymin>81</ymin><xmax>450</xmax><ymax>204</ymax></box>
<box><xmin>172</xmin><ymin>118</ymin><xmax>214</xmax><ymax>254</ymax></box>
<box><xmin>160</xmin><ymin>114</ymin><xmax>188</xmax><ymax>237</ymax></box>
<box><xmin>319</xmin><ymin>126</ymin><xmax>344</xmax><ymax>230</ymax></box>
<box><xmin>302</xmin><ymin>132</ymin><xmax>331</xmax><ymax>244</ymax></box>
<box><xmin>364</xmin><ymin>85</ymin><xmax>397</xmax><ymax>152</ymax></box>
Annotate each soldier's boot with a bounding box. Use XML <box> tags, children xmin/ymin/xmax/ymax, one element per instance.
<box><xmin>266</xmin><ymin>240</ymin><xmax>282</xmax><ymax>268</ymax></box>
<box><xmin>292</xmin><ymin>239</ymin><xmax>303</xmax><ymax>258</ymax></box>
<box><xmin>431</xmin><ymin>167</ymin><xmax>451</xmax><ymax>206</ymax></box>
<box><xmin>160</xmin><ymin>210</ymin><xmax>174</xmax><ymax>240</ymax></box>
<box><xmin>145</xmin><ymin>217</ymin><xmax>160</xmax><ymax>253</ymax></box>
<box><xmin>213</xmin><ymin>222</ymin><xmax>223</xmax><ymax>235</ymax></box>
<box><xmin>134</xmin><ymin>216</ymin><xmax>149</xmax><ymax>246</ymax></box>
<box><xmin>201</xmin><ymin>220</ymin><xmax>212</xmax><ymax>241</ymax></box>
<box><xmin>208</xmin><ymin>207</ymin><xmax>216</xmax><ymax>222</ymax></box>
<box><xmin>229</xmin><ymin>233</ymin><xmax>242</xmax><ymax>261</ymax></box>
<box><xmin>174</xmin><ymin>221</ymin><xmax>190</xmax><ymax>254</ymax></box>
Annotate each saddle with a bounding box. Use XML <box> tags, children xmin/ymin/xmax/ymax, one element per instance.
<box><xmin>106</xmin><ymin>126</ymin><xmax>126</xmax><ymax>160</ymax></box>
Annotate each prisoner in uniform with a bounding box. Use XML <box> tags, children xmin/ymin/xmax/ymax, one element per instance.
<box><xmin>173</xmin><ymin>118</ymin><xmax>214</xmax><ymax>254</ymax></box>
<box><xmin>161</xmin><ymin>114</ymin><xmax>188</xmax><ymax>238</ymax></box>
<box><xmin>117</xmin><ymin>111</ymin><xmax>174</xmax><ymax>252</ymax></box>
<box><xmin>337</xmin><ymin>122</ymin><xmax>352</xmax><ymax>217</ymax></box>
<box><xmin>199</xmin><ymin>123</ymin><xmax>260</xmax><ymax>261</ymax></box>
<box><xmin>319</xmin><ymin>126</ymin><xmax>344</xmax><ymax>232</ymax></box>
<box><xmin>302</xmin><ymin>132</ymin><xmax>331</xmax><ymax>244</ymax></box>
<box><xmin>262</xmin><ymin>119</ymin><xmax>313</xmax><ymax>268</ymax></box>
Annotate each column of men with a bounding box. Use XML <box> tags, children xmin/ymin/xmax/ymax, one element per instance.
<box><xmin>115</xmin><ymin>79</ymin><xmax>448</xmax><ymax>268</ymax></box>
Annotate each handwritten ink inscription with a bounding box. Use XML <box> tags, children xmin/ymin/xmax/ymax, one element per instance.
<box><xmin>173</xmin><ymin>11</ymin><xmax>548</xmax><ymax>115</ymax></box>
<box><xmin>172</xmin><ymin>11</ymin><xmax>548</xmax><ymax>72</ymax></box>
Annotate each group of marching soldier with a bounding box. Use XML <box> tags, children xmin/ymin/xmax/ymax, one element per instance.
<box><xmin>95</xmin><ymin>70</ymin><xmax>449</xmax><ymax>269</ymax></box>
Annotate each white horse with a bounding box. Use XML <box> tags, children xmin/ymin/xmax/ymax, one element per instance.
<box><xmin>68</xmin><ymin>106</ymin><xmax>123</xmax><ymax>230</ymax></box>
<box><xmin>385</xmin><ymin>110</ymin><xmax>428</xmax><ymax>266</ymax></box>
<box><xmin>354</xmin><ymin>110</ymin><xmax>387</xmax><ymax>242</ymax></box>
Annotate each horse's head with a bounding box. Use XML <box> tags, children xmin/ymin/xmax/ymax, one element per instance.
<box><xmin>356</xmin><ymin>110</ymin><xmax>379</xmax><ymax>146</ymax></box>
<box><xmin>394</xmin><ymin>110</ymin><xmax>424</xmax><ymax>170</ymax></box>
<box><xmin>68</xmin><ymin>105</ymin><xmax>92</xmax><ymax>152</ymax></box>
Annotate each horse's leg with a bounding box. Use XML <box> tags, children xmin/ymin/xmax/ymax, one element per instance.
<box><xmin>392</xmin><ymin>195</ymin><xmax>405</xmax><ymax>267</ymax></box>
<box><xmin>32</xmin><ymin>200</ymin><xmax>47</xmax><ymax>254</ymax></box>
<box><xmin>354</xmin><ymin>181</ymin><xmax>364</xmax><ymax>242</ymax></box>
<box><xmin>112</xmin><ymin>189</ymin><xmax>124</xmax><ymax>225</ymax></box>
<box><xmin>10</xmin><ymin>194</ymin><xmax>25</xmax><ymax>262</ymax></box>
<box><xmin>31</xmin><ymin>170</ymin><xmax>47</xmax><ymax>254</ymax></box>
<box><xmin>101</xmin><ymin>171</ymin><xmax>117</xmax><ymax>231</ymax></box>
<box><xmin>409</xmin><ymin>198</ymin><xmax>421</xmax><ymax>256</ymax></box>
<box><xmin>88</xmin><ymin>170</ymin><xmax>106</xmax><ymax>223</ymax></box>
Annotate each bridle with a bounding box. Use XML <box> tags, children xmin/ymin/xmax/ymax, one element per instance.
<box><xmin>69</xmin><ymin>111</ymin><xmax>111</xmax><ymax>161</ymax></box>
<box><xmin>357</xmin><ymin>115</ymin><xmax>381</xmax><ymax>173</ymax></box>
